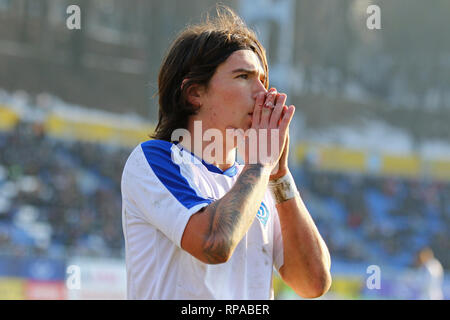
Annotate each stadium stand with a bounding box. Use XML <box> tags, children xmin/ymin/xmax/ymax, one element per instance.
<box><xmin>293</xmin><ymin>163</ymin><xmax>450</xmax><ymax>269</ymax></box>
<box><xmin>0</xmin><ymin>92</ymin><xmax>449</xmax><ymax>272</ymax></box>
<box><xmin>0</xmin><ymin>121</ymin><xmax>129</xmax><ymax>259</ymax></box>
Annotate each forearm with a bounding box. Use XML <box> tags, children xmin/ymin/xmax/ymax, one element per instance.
<box><xmin>277</xmin><ymin>190</ymin><xmax>331</xmax><ymax>298</ymax></box>
<box><xmin>202</xmin><ymin>164</ymin><xmax>271</xmax><ymax>263</ymax></box>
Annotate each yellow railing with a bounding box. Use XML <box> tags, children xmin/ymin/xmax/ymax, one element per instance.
<box><xmin>1</xmin><ymin>103</ymin><xmax>449</xmax><ymax>181</ymax></box>
<box><xmin>0</xmin><ymin>104</ymin><xmax>20</xmax><ymax>131</ymax></box>
<box><xmin>295</xmin><ymin>142</ymin><xmax>450</xmax><ymax>182</ymax></box>
<box><xmin>44</xmin><ymin>113</ymin><xmax>153</xmax><ymax>147</ymax></box>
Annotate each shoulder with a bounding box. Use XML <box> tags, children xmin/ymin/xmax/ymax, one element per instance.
<box><xmin>122</xmin><ymin>140</ymin><xmax>214</xmax><ymax>211</ymax></box>
<box><xmin>126</xmin><ymin>139</ymin><xmax>178</xmax><ymax>169</ymax></box>
<box><xmin>124</xmin><ymin>139</ymin><xmax>202</xmax><ymax>190</ymax></box>
<box><xmin>123</xmin><ymin>139</ymin><xmax>169</xmax><ymax>169</ymax></box>
<box><xmin>140</xmin><ymin>139</ymin><xmax>174</xmax><ymax>161</ymax></box>
<box><xmin>122</xmin><ymin>139</ymin><xmax>178</xmax><ymax>184</ymax></box>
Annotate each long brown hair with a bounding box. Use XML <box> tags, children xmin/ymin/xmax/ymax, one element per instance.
<box><xmin>152</xmin><ymin>5</ymin><xmax>269</xmax><ymax>141</ymax></box>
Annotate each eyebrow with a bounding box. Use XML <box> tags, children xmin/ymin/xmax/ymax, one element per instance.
<box><xmin>231</xmin><ymin>68</ymin><xmax>266</xmax><ymax>82</ymax></box>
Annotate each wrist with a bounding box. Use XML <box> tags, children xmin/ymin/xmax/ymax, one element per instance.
<box><xmin>243</xmin><ymin>163</ymin><xmax>272</xmax><ymax>176</ymax></box>
<box><xmin>269</xmin><ymin>166</ymin><xmax>289</xmax><ymax>181</ymax></box>
<box><xmin>268</xmin><ymin>171</ymin><xmax>299</xmax><ymax>204</ymax></box>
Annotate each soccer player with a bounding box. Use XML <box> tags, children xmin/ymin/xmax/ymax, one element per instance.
<box><xmin>121</xmin><ymin>7</ymin><xmax>331</xmax><ymax>299</ymax></box>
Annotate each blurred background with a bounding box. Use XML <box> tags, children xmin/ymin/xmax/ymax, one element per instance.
<box><xmin>0</xmin><ymin>0</ymin><xmax>449</xmax><ymax>299</ymax></box>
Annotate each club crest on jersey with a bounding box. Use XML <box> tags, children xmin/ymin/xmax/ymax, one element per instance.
<box><xmin>256</xmin><ymin>202</ymin><xmax>269</xmax><ymax>227</ymax></box>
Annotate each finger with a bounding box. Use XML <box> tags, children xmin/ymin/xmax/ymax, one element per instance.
<box><xmin>277</xmin><ymin>105</ymin><xmax>288</xmax><ymax>127</ymax></box>
<box><xmin>281</xmin><ymin>130</ymin><xmax>290</xmax><ymax>162</ymax></box>
<box><xmin>269</xmin><ymin>93</ymin><xmax>287</xmax><ymax>128</ymax></box>
<box><xmin>252</xmin><ymin>91</ymin><xmax>266</xmax><ymax>128</ymax></box>
<box><xmin>260</xmin><ymin>90</ymin><xmax>277</xmax><ymax>127</ymax></box>
<box><xmin>279</xmin><ymin>105</ymin><xmax>295</xmax><ymax>138</ymax></box>
<box><xmin>271</xmin><ymin>130</ymin><xmax>290</xmax><ymax>178</ymax></box>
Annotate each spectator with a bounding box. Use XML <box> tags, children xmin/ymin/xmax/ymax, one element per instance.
<box><xmin>1</xmin><ymin>119</ymin><xmax>449</xmax><ymax>272</ymax></box>
<box><xmin>415</xmin><ymin>247</ymin><xmax>444</xmax><ymax>300</ymax></box>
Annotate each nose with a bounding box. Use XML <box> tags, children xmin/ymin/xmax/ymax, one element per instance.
<box><xmin>252</xmin><ymin>80</ymin><xmax>268</xmax><ymax>100</ymax></box>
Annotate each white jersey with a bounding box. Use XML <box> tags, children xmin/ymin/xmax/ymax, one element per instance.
<box><xmin>121</xmin><ymin>139</ymin><xmax>284</xmax><ymax>300</ymax></box>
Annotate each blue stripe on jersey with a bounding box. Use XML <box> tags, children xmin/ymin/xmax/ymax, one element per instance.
<box><xmin>173</xmin><ymin>142</ymin><xmax>238</xmax><ymax>177</ymax></box>
<box><xmin>201</xmin><ymin>157</ymin><xmax>238</xmax><ymax>177</ymax></box>
<box><xmin>141</xmin><ymin>140</ymin><xmax>213</xmax><ymax>210</ymax></box>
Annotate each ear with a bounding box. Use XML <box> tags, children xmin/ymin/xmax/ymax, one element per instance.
<box><xmin>182</xmin><ymin>79</ymin><xmax>204</xmax><ymax>107</ymax></box>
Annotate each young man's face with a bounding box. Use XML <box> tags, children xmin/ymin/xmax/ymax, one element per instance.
<box><xmin>196</xmin><ymin>49</ymin><xmax>268</xmax><ymax>132</ymax></box>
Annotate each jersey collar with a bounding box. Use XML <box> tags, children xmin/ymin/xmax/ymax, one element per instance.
<box><xmin>174</xmin><ymin>142</ymin><xmax>239</xmax><ymax>177</ymax></box>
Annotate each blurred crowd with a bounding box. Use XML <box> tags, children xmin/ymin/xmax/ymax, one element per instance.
<box><xmin>294</xmin><ymin>161</ymin><xmax>450</xmax><ymax>269</ymax></box>
<box><xmin>0</xmin><ymin>121</ymin><xmax>449</xmax><ymax>270</ymax></box>
<box><xmin>0</xmin><ymin>122</ymin><xmax>129</xmax><ymax>259</ymax></box>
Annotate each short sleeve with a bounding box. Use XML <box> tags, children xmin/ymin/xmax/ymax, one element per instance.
<box><xmin>272</xmin><ymin>202</ymin><xmax>284</xmax><ymax>271</ymax></box>
<box><xmin>121</xmin><ymin>140</ymin><xmax>213</xmax><ymax>247</ymax></box>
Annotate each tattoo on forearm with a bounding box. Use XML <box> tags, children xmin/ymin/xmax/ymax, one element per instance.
<box><xmin>203</xmin><ymin>165</ymin><xmax>268</xmax><ymax>263</ymax></box>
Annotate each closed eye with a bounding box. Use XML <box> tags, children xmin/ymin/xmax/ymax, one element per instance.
<box><xmin>237</xmin><ymin>74</ymin><xmax>249</xmax><ymax>79</ymax></box>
